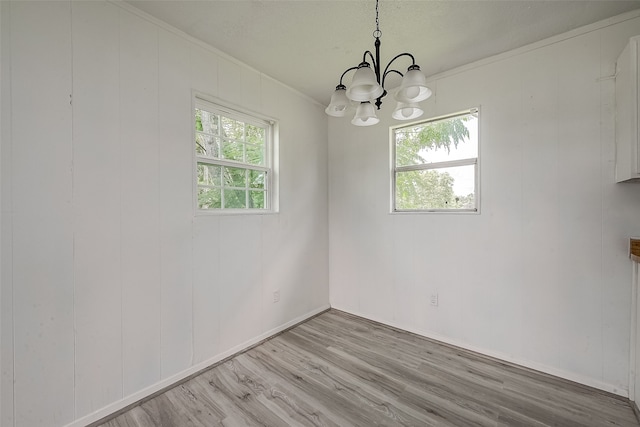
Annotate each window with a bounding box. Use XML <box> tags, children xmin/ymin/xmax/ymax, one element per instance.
<box><xmin>194</xmin><ymin>98</ymin><xmax>275</xmax><ymax>212</ymax></box>
<box><xmin>392</xmin><ymin>109</ymin><xmax>479</xmax><ymax>212</ymax></box>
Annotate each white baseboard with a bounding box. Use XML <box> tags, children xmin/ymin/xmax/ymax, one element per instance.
<box><xmin>331</xmin><ymin>305</ymin><xmax>628</xmax><ymax>398</ymax></box>
<box><xmin>66</xmin><ymin>304</ymin><xmax>330</xmax><ymax>427</ymax></box>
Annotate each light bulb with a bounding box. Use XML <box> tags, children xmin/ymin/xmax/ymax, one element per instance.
<box><xmin>392</xmin><ymin>101</ymin><xmax>424</xmax><ymax>121</ymax></box>
<box><xmin>402</xmin><ymin>87</ymin><xmax>420</xmax><ymax>100</ymax></box>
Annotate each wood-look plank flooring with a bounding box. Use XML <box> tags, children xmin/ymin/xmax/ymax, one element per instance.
<box><xmin>97</xmin><ymin>310</ymin><xmax>639</xmax><ymax>427</ymax></box>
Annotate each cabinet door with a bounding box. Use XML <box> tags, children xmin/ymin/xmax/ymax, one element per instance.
<box><xmin>615</xmin><ymin>36</ymin><xmax>640</xmax><ymax>183</ymax></box>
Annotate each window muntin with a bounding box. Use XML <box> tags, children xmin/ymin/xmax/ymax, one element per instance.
<box><xmin>392</xmin><ymin>109</ymin><xmax>479</xmax><ymax>212</ymax></box>
<box><xmin>195</xmin><ymin>99</ymin><xmax>273</xmax><ymax>212</ymax></box>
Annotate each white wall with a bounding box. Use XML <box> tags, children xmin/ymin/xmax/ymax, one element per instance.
<box><xmin>329</xmin><ymin>12</ymin><xmax>640</xmax><ymax>396</ymax></box>
<box><xmin>0</xmin><ymin>2</ymin><xmax>329</xmax><ymax>426</ymax></box>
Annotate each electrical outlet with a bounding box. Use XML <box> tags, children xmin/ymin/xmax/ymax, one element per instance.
<box><xmin>430</xmin><ymin>293</ymin><xmax>438</xmax><ymax>307</ymax></box>
<box><xmin>273</xmin><ymin>290</ymin><xmax>280</xmax><ymax>303</ymax></box>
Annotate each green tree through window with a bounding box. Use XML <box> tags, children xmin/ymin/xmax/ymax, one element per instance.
<box><xmin>393</xmin><ymin>110</ymin><xmax>478</xmax><ymax>211</ymax></box>
<box><xmin>195</xmin><ymin>99</ymin><xmax>273</xmax><ymax>211</ymax></box>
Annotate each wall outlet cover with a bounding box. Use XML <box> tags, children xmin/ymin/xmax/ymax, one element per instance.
<box><xmin>430</xmin><ymin>293</ymin><xmax>438</xmax><ymax>306</ymax></box>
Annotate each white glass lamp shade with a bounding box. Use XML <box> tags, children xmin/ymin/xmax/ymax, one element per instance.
<box><xmin>351</xmin><ymin>102</ymin><xmax>380</xmax><ymax>126</ymax></box>
<box><xmin>325</xmin><ymin>86</ymin><xmax>351</xmax><ymax>117</ymax></box>
<box><xmin>346</xmin><ymin>63</ymin><xmax>384</xmax><ymax>102</ymax></box>
<box><xmin>394</xmin><ymin>66</ymin><xmax>432</xmax><ymax>103</ymax></box>
<box><xmin>391</xmin><ymin>102</ymin><xmax>424</xmax><ymax>121</ymax></box>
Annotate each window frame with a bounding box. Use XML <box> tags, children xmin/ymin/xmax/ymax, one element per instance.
<box><xmin>391</xmin><ymin>108</ymin><xmax>480</xmax><ymax>214</ymax></box>
<box><xmin>193</xmin><ymin>95</ymin><xmax>278</xmax><ymax>214</ymax></box>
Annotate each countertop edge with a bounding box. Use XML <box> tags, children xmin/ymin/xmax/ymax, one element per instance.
<box><xmin>631</xmin><ymin>238</ymin><xmax>640</xmax><ymax>263</ymax></box>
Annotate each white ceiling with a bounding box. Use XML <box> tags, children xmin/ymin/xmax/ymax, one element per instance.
<box><xmin>127</xmin><ymin>0</ymin><xmax>640</xmax><ymax>106</ymax></box>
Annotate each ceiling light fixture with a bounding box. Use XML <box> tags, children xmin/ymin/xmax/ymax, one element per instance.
<box><xmin>325</xmin><ymin>0</ymin><xmax>432</xmax><ymax>126</ymax></box>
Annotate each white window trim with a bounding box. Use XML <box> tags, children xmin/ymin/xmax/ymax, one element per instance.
<box><xmin>193</xmin><ymin>93</ymin><xmax>279</xmax><ymax>215</ymax></box>
<box><xmin>390</xmin><ymin>108</ymin><xmax>480</xmax><ymax>214</ymax></box>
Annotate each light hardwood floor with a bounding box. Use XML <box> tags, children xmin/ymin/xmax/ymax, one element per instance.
<box><xmin>97</xmin><ymin>310</ymin><xmax>639</xmax><ymax>426</ymax></box>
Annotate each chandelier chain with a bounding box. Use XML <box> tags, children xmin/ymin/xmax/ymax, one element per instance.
<box><xmin>373</xmin><ymin>0</ymin><xmax>382</xmax><ymax>39</ymax></box>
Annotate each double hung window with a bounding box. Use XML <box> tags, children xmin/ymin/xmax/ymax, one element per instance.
<box><xmin>194</xmin><ymin>98</ymin><xmax>275</xmax><ymax>212</ymax></box>
<box><xmin>392</xmin><ymin>109</ymin><xmax>479</xmax><ymax>212</ymax></box>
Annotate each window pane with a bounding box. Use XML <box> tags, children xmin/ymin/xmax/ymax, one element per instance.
<box><xmin>196</xmin><ymin>109</ymin><xmax>219</xmax><ymax>135</ymax></box>
<box><xmin>198</xmin><ymin>187</ymin><xmax>221</xmax><ymax>209</ymax></box>
<box><xmin>249</xmin><ymin>190</ymin><xmax>265</xmax><ymax>209</ymax></box>
<box><xmin>194</xmin><ymin>99</ymin><xmax>274</xmax><ymax>212</ymax></box>
<box><xmin>224</xmin><ymin>166</ymin><xmax>246</xmax><ymax>188</ymax></box>
<box><xmin>195</xmin><ymin>138</ymin><xmax>206</xmax><ymax>156</ymax></box>
<box><xmin>196</xmin><ymin>134</ymin><xmax>221</xmax><ymax>158</ymax></box>
<box><xmin>396</xmin><ymin>114</ymin><xmax>478</xmax><ymax>167</ymax></box>
<box><xmin>222</xmin><ymin>140</ymin><xmax>244</xmax><ymax>162</ymax></box>
<box><xmin>248</xmin><ymin>170</ymin><xmax>265</xmax><ymax>189</ymax></box>
<box><xmin>224</xmin><ymin>189</ymin><xmax>246</xmax><ymax>209</ymax></box>
<box><xmin>396</xmin><ymin>164</ymin><xmax>475</xmax><ymax>210</ymax></box>
<box><xmin>221</xmin><ymin>116</ymin><xmax>244</xmax><ymax>140</ymax></box>
<box><xmin>246</xmin><ymin>124</ymin><xmax>265</xmax><ymax>145</ymax></box>
<box><xmin>197</xmin><ymin>163</ymin><xmax>221</xmax><ymax>186</ymax></box>
<box><xmin>246</xmin><ymin>143</ymin><xmax>264</xmax><ymax>166</ymax></box>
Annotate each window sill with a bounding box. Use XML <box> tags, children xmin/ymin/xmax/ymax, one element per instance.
<box><xmin>390</xmin><ymin>209</ymin><xmax>480</xmax><ymax>215</ymax></box>
<box><xmin>195</xmin><ymin>209</ymin><xmax>279</xmax><ymax>216</ymax></box>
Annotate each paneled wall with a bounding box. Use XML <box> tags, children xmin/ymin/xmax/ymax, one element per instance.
<box><xmin>329</xmin><ymin>13</ymin><xmax>640</xmax><ymax>396</ymax></box>
<box><xmin>0</xmin><ymin>2</ymin><xmax>329</xmax><ymax>426</ymax></box>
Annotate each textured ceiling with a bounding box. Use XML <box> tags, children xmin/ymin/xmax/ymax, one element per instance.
<box><xmin>126</xmin><ymin>0</ymin><xmax>640</xmax><ymax>106</ymax></box>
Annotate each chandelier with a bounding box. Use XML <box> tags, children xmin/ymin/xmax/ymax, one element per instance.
<box><xmin>325</xmin><ymin>0</ymin><xmax>432</xmax><ymax>126</ymax></box>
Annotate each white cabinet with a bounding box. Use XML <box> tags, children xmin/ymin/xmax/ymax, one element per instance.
<box><xmin>616</xmin><ymin>36</ymin><xmax>640</xmax><ymax>183</ymax></box>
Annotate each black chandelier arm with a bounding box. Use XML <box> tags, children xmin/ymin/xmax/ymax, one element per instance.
<box><xmin>338</xmin><ymin>66</ymin><xmax>360</xmax><ymax>86</ymax></box>
<box><xmin>381</xmin><ymin>69</ymin><xmax>403</xmax><ymax>89</ymax></box>
<box><xmin>361</xmin><ymin>50</ymin><xmax>378</xmax><ymax>70</ymax></box>
<box><xmin>381</xmin><ymin>52</ymin><xmax>416</xmax><ymax>82</ymax></box>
